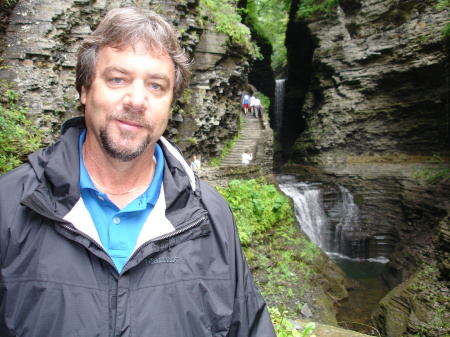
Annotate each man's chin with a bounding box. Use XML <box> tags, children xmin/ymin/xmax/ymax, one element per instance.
<box><xmin>101</xmin><ymin>136</ymin><xmax>150</xmax><ymax>162</ymax></box>
<box><xmin>106</xmin><ymin>147</ymin><xmax>145</xmax><ymax>162</ymax></box>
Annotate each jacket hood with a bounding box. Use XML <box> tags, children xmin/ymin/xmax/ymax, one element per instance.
<box><xmin>23</xmin><ymin>117</ymin><xmax>198</xmax><ymax>221</ymax></box>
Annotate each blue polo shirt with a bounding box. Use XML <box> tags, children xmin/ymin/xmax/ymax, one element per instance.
<box><xmin>78</xmin><ymin>130</ymin><xmax>164</xmax><ymax>272</ymax></box>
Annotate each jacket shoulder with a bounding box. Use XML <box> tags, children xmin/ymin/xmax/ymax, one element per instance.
<box><xmin>198</xmin><ymin>180</ymin><xmax>232</xmax><ymax>214</ymax></box>
<box><xmin>0</xmin><ymin>162</ymin><xmax>36</xmax><ymax>198</ymax></box>
<box><xmin>0</xmin><ymin>163</ymin><xmax>37</xmax><ymax>237</ymax></box>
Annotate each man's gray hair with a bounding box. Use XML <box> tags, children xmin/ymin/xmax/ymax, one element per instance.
<box><xmin>75</xmin><ymin>7</ymin><xmax>191</xmax><ymax>102</ymax></box>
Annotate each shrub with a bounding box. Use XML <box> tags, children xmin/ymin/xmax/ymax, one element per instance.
<box><xmin>270</xmin><ymin>308</ymin><xmax>316</xmax><ymax>336</ymax></box>
<box><xmin>436</xmin><ymin>0</ymin><xmax>450</xmax><ymax>39</ymax></box>
<box><xmin>297</xmin><ymin>0</ymin><xmax>339</xmax><ymax>19</ymax></box>
<box><xmin>216</xmin><ymin>178</ymin><xmax>293</xmax><ymax>246</ymax></box>
<box><xmin>201</xmin><ymin>0</ymin><xmax>255</xmax><ymax>54</ymax></box>
<box><xmin>258</xmin><ymin>92</ymin><xmax>271</xmax><ymax>117</ymax></box>
<box><xmin>0</xmin><ymin>82</ymin><xmax>42</xmax><ymax>174</ymax></box>
<box><xmin>411</xmin><ymin>167</ymin><xmax>450</xmax><ymax>185</ymax></box>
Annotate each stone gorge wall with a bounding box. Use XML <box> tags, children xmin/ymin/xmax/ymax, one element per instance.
<box><xmin>286</xmin><ymin>0</ymin><xmax>449</xmax><ymax>164</ymax></box>
<box><xmin>0</xmin><ymin>0</ymin><xmax>252</xmax><ymax>160</ymax></box>
<box><xmin>173</xmin><ymin>27</ymin><xmax>252</xmax><ymax>160</ymax></box>
<box><xmin>278</xmin><ymin>1</ymin><xmax>450</xmax><ymax>335</ymax></box>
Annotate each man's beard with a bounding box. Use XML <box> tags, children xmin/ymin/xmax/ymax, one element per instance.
<box><xmin>100</xmin><ymin>113</ymin><xmax>151</xmax><ymax>162</ymax></box>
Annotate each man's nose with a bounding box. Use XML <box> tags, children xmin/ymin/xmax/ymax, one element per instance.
<box><xmin>123</xmin><ymin>80</ymin><xmax>148</xmax><ymax>110</ymax></box>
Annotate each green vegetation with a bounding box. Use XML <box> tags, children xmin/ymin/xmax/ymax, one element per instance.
<box><xmin>188</xmin><ymin>137</ymin><xmax>198</xmax><ymax>145</ymax></box>
<box><xmin>411</xmin><ymin>155</ymin><xmax>450</xmax><ymax>185</ymax></box>
<box><xmin>436</xmin><ymin>0</ymin><xmax>450</xmax><ymax>39</ymax></box>
<box><xmin>0</xmin><ymin>81</ymin><xmax>43</xmax><ymax>174</ymax></box>
<box><xmin>209</xmin><ymin>134</ymin><xmax>240</xmax><ymax>166</ymax></box>
<box><xmin>246</xmin><ymin>0</ymin><xmax>290</xmax><ymax>70</ymax></box>
<box><xmin>409</xmin><ymin>263</ymin><xmax>450</xmax><ymax>337</ymax></box>
<box><xmin>217</xmin><ymin>178</ymin><xmax>324</xmax><ymax>333</ymax></box>
<box><xmin>200</xmin><ymin>0</ymin><xmax>255</xmax><ymax>54</ymax></box>
<box><xmin>217</xmin><ymin>178</ymin><xmax>293</xmax><ymax>245</ymax></box>
<box><xmin>297</xmin><ymin>0</ymin><xmax>339</xmax><ymax>19</ymax></box>
<box><xmin>4</xmin><ymin>0</ymin><xmax>17</xmax><ymax>6</ymax></box>
<box><xmin>270</xmin><ymin>308</ymin><xmax>316</xmax><ymax>336</ymax></box>
<box><xmin>258</xmin><ymin>92</ymin><xmax>271</xmax><ymax>118</ymax></box>
<box><xmin>244</xmin><ymin>0</ymin><xmax>448</xmax><ymax>71</ymax></box>
<box><xmin>411</xmin><ymin>168</ymin><xmax>450</xmax><ymax>185</ymax></box>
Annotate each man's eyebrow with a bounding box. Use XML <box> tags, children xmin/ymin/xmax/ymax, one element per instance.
<box><xmin>103</xmin><ymin>66</ymin><xmax>128</xmax><ymax>74</ymax></box>
<box><xmin>148</xmin><ymin>73</ymin><xmax>171</xmax><ymax>82</ymax></box>
<box><xmin>102</xmin><ymin>66</ymin><xmax>171</xmax><ymax>82</ymax></box>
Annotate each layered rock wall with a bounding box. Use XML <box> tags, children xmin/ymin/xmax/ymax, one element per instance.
<box><xmin>371</xmin><ymin>214</ymin><xmax>450</xmax><ymax>337</ymax></box>
<box><xmin>286</xmin><ymin>0</ymin><xmax>449</xmax><ymax>164</ymax></box>
<box><xmin>0</xmin><ymin>0</ymin><xmax>252</xmax><ymax>160</ymax></box>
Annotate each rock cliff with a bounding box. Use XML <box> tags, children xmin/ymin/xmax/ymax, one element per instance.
<box><xmin>371</xmin><ymin>214</ymin><xmax>450</xmax><ymax>337</ymax></box>
<box><xmin>276</xmin><ymin>0</ymin><xmax>450</xmax><ymax>335</ymax></box>
<box><xmin>0</xmin><ymin>0</ymin><xmax>252</xmax><ymax>160</ymax></box>
<box><xmin>281</xmin><ymin>0</ymin><xmax>449</xmax><ymax>163</ymax></box>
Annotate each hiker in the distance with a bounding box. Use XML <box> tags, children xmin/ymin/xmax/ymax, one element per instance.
<box><xmin>253</xmin><ymin>95</ymin><xmax>263</xmax><ymax>118</ymax></box>
<box><xmin>242</xmin><ymin>92</ymin><xmax>250</xmax><ymax>115</ymax></box>
<box><xmin>241</xmin><ymin>148</ymin><xmax>253</xmax><ymax>164</ymax></box>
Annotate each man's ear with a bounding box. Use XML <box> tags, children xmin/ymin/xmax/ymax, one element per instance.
<box><xmin>80</xmin><ymin>86</ymin><xmax>87</xmax><ymax>105</ymax></box>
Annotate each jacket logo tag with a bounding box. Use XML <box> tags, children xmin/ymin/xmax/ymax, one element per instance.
<box><xmin>145</xmin><ymin>257</ymin><xmax>178</xmax><ymax>265</ymax></box>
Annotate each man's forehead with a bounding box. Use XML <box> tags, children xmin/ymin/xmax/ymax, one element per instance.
<box><xmin>95</xmin><ymin>44</ymin><xmax>175</xmax><ymax>78</ymax></box>
<box><xmin>98</xmin><ymin>42</ymin><xmax>170</xmax><ymax>59</ymax></box>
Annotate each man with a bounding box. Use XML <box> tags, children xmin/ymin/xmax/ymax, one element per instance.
<box><xmin>253</xmin><ymin>95</ymin><xmax>262</xmax><ymax>118</ymax></box>
<box><xmin>249</xmin><ymin>94</ymin><xmax>256</xmax><ymax>115</ymax></box>
<box><xmin>0</xmin><ymin>8</ymin><xmax>275</xmax><ymax>337</ymax></box>
<box><xmin>242</xmin><ymin>148</ymin><xmax>253</xmax><ymax>164</ymax></box>
<box><xmin>190</xmin><ymin>154</ymin><xmax>201</xmax><ymax>169</ymax></box>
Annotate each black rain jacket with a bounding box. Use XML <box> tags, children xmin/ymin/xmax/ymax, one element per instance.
<box><xmin>0</xmin><ymin>118</ymin><xmax>276</xmax><ymax>337</ymax></box>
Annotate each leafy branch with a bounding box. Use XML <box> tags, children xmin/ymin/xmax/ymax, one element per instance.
<box><xmin>200</xmin><ymin>0</ymin><xmax>255</xmax><ymax>54</ymax></box>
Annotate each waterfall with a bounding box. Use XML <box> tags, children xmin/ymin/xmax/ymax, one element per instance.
<box><xmin>277</xmin><ymin>175</ymin><xmax>390</xmax><ymax>336</ymax></box>
<box><xmin>279</xmin><ymin>181</ymin><xmax>327</xmax><ymax>249</ymax></box>
<box><xmin>274</xmin><ymin>79</ymin><xmax>285</xmax><ymax>133</ymax></box>
<box><xmin>277</xmin><ymin>175</ymin><xmax>373</xmax><ymax>260</ymax></box>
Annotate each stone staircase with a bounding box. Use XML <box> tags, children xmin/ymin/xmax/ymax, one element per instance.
<box><xmin>221</xmin><ymin>113</ymin><xmax>263</xmax><ymax>166</ymax></box>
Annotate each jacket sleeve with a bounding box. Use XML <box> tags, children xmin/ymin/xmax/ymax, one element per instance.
<box><xmin>199</xmin><ymin>181</ymin><xmax>276</xmax><ymax>337</ymax></box>
<box><xmin>226</xmin><ymin>203</ymin><xmax>276</xmax><ymax>337</ymax></box>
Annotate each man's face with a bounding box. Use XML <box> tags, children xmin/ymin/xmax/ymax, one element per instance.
<box><xmin>81</xmin><ymin>42</ymin><xmax>175</xmax><ymax>161</ymax></box>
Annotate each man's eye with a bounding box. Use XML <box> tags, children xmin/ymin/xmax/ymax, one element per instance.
<box><xmin>112</xmin><ymin>78</ymin><xmax>124</xmax><ymax>84</ymax></box>
<box><xmin>150</xmin><ymin>83</ymin><xmax>161</xmax><ymax>90</ymax></box>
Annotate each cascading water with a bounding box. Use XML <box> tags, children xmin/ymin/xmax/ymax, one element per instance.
<box><xmin>278</xmin><ymin>181</ymin><xmax>326</xmax><ymax>249</ymax></box>
<box><xmin>274</xmin><ymin>79</ymin><xmax>285</xmax><ymax>134</ymax></box>
<box><xmin>277</xmin><ymin>175</ymin><xmax>372</xmax><ymax>259</ymax></box>
<box><xmin>276</xmin><ymin>174</ymin><xmax>390</xmax><ymax>334</ymax></box>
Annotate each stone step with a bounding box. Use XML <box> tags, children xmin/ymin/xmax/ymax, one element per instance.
<box><xmin>221</xmin><ymin>114</ymin><xmax>263</xmax><ymax>166</ymax></box>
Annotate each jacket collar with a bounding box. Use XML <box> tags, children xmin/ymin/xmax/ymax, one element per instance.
<box><xmin>22</xmin><ymin>117</ymin><xmax>199</xmax><ymax>220</ymax></box>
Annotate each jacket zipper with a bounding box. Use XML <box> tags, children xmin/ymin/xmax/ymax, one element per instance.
<box><xmin>60</xmin><ymin>215</ymin><xmax>207</xmax><ymax>273</ymax></box>
<box><xmin>122</xmin><ymin>215</ymin><xmax>207</xmax><ymax>273</ymax></box>
<box><xmin>61</xmin><ymin>223</ymin><xmax>110</xmax><ymax>255</ymax></box>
